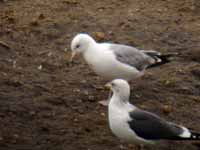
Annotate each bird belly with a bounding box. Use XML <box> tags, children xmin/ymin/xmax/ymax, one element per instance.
<box><xmin>84</xmin><ymin>52</ymin><xmax>143</xmax><ymax>81</ymax></box>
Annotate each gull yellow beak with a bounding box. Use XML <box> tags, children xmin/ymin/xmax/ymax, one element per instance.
<box><xmin>104</xmin><ymin>82</ymin><xmax>112</xmax><ymax>90</ymax></box>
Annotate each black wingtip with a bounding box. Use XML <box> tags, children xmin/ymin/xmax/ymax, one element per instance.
<box><xmin>168</xmin><ymin>132</ymin><xmax>200</xmax><ymax>141</ymax></box>
<box><xmin>178</xmin><ymin>132</ymin><xmax>200</xmax><ymax>141</ymax></box>
<box><xmin>191</xmin><ymin>132</ymin><xmax>200</xmax><ymax>140</ymax></box>
<box><xmin>147</xmin><ymin>53</ymin><xmax>178</xmax><ymax>69</ymax></box>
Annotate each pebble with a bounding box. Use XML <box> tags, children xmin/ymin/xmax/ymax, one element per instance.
<box><xmin>100</xmin><ymin>112</ymin><xmax>106</xmax><ymax>117</ymax></box>
<box><xmin>47</xmin><ymin>52</ymin><xmax>52</xmax><ymax>57</ymax></box>
<box><xmin>83</xmin><ymin>90</ymin><xmax>89</xmax><ymax>96</ymax></box>
<box><xmin>162</xmin><ymin>105</ymin><xmax>173</xmax><ymax>114</ymax></box>
<box><xmin>38</xmin><ymin>65</ymin><xmax>42</xmax><ymax>70</ymax></box>
<box><xmin>119</xmin><ymin>144</ymin><xmax>126</xmax><ymax>149</ymax></box>
<box><xmin>73</xmin><ymin>118</ymin><xmax>78</xmax><ymax>122</ymax></box>
<box><xmin>64</xmin><ymin>47</ymin><xmax>68</xmax><ymax>52</ymax></box>
<box><xmin>73</xmin><ymin>88</ymin><xmax>81</xmax><ymax>93</ymax></box>
<box><xmin>88</xmin><ymin>95</ymin><xmax>95</xmax><ymax>102</ymax></box>
<box><xmin>29</xmin><ymin>111</ymin><xmax>36</xmax><ymax>116</ymax></box>
<box><xmin>80</xmin><ymin>80</ymin><xmax>87</xmax><ymax>84</ymax></box>
<box><xmin>30</xmin><ymin>19</ymin><xmax>39</xmax><ymax>26</ymax></box>
<box><xmin>13</xmin><ymin>134</ymin><xmax>19</xmax><ymax>139</ymax></box>
<box><xmin>94</xmin><ymin>32</ymin><xmax>106</xmax><ymax>41</ymax></box>
<box><xmin>38</xmin><ymin>13</ymin><xmax>45</xmax><ymax>20</ymax></box>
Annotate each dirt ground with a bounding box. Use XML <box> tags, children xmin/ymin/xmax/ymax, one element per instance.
<box><xmin>0</xmin><ymin>0</ymin><xmax>200</xmax><ymax>150</ymax></box>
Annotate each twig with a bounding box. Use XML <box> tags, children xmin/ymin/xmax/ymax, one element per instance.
<box><xmin>0</xmin><ymin>40</ymin><xmax>10</xmax><ymax>49</ymax></box>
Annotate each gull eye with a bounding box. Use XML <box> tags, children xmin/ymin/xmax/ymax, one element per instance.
<box><xmin>76</xmin><ymin>44</ymin><xmax>80</xmax><ymax>49</ymax></box>
<box><xmin>111</xmin><ymin>83</ymin><xmax>116</xmax><ymax>87</ymax></box>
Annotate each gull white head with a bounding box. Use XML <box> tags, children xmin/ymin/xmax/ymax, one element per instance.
<box><xmin>105</xmin><ymin>79</ymin><xmax>130</xmax><ymax>102</ymax></box>
<box><xmin>70</xmin><ymin>33</ymin><xmax>96</xmax><ymax>62</ymax></box>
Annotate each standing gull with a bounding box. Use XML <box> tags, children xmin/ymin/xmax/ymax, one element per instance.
<box><xmin>70</xmin><ymin>33</ymin><xmax>173</xmax><ymax>81</ymax></box>
<box><xmin>69</xmin><ymin>33</ymin><xmax>174</xmax><ymax>105</ymax></box>
<box><xmin>106</xmin><ymin>79</ymin><xmax>200</xmax><ymax>146</ymax></box>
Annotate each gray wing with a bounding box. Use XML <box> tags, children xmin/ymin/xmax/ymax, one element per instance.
<box><xmin>108</xmin><ymin>44</ymin><xmax>155</xmax><ymax>71</ymax></box>
<box><xmin>128</xmin><ymin>109</ymin><xmax>184</xmax><ymax>140</ymax></box>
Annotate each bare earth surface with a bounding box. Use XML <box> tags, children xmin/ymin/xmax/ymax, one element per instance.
<box><xmin>0</xmin><ymin>0</ymin><xmax>200</xmax><ymax>150</ymax></box>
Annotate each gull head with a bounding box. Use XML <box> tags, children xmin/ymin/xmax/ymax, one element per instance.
<box><xmin>105</xmin><ymin>79</ymin><xmax>130</xmax><ymax>100</ymax></box>
<box><xmin>70</xmin><ymin>33</ymin><xmax>96</xmax><ymax>62</ymax></box>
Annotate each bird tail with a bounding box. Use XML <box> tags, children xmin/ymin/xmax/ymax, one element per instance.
<box><xmin>141</xmin><ymin>50</ymin><xmax>178</xmax><ymax>69</ymax></box>
<box><xmin>189</xmin><ymin>132</ymin><xmax>200</xmax><ymax>140</ymax></box>
<box><xmin>190</xmin><ymin>132</ymin><xmax>200</xmax><ymax>149</ymax></box>
<box><xmin>174</xmin><ymin>131</ymin><xmax>200</xmax><ymax>141</ymax></box>
<box><xmin>166</xmin><ymin>132</ymin><xmax>200</xmax><ymax>142</ymax></box>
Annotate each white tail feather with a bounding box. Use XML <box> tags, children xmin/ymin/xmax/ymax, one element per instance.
<box><xmin>179</xmin><ymin>127</ymin><xmax>191</xmax><ymax>138</ymax></box>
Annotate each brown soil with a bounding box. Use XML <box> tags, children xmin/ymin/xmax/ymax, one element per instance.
<box><xmin>0</xmin><ymin>0</ymin><xmax>200</xmax><ymax>150</ymax></box>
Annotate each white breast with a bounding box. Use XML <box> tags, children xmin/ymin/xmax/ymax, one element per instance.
<box><xmin>83</xmin><ymin>44</ymin><xmax>143</xmax><ymax>81</ymax></box>
<box><xmin>108</xmin><ymin>99</ymin><xmax>147</xmax><ymax>144</ymax></box>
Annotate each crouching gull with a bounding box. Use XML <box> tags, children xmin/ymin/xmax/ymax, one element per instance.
<box><xmin>105</xmin><ymin>79</ymin><xmax>200</xmax><ymax>146</ymax></box>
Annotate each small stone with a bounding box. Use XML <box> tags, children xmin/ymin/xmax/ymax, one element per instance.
<box><xmin>7</xmin><ymin>17</ymin><xmax>15</xmax><ymax>24</ymax></box>
<box><xmin>162</xmin><ymin>105</ymin><xmax>173</xmax><ymax>114</ymax></box>
<box><xmin>13</xmin><ymin>134</ymin><xmax>19</xmax><ymax>139</ymax></box>
<box><xmin>29</xmin><ymin>111</ymin><xmax>36</xmax><ymax>116</ymax></box>
<box><xmin>73</xmin><ymin>118</ymin><xmax>78</xmax><ymax>122</ymax></box>
<box><xmin>93</xmin><ymin>85</ymin><xmax>104</xmax><ymax>90</ymax></box>
<box><xmin>108</xmin><ymin>31</ymin><xmax>113</xmax><ymax>35</ymax></box>
<box><xmin>100</xmin><ymin>112</ymin><xmax>106</xmax><ymax>117</ymax></box>
<box><xmin>88</xmin><ymin>95</ymin><xmax>95</xmax><ymax>102</ymax></box>
<box><xmin>134</xmin><ymin>94</ymin><xmax>141</xmax><ymax>98</ymax></box>
<box><xmin>94</xmin><ymin>32</ymin><xmax>106</xmax><ymax>41</ymax></box>
<box><xmin>64</xmin><ymin>47</ymin><xmax>68</xmax><ymax>52</ymax></box>
<box><xmin>13</xmin><ymin>60</ymin><xmax>16</xmax><ymax>68</ymax></box>
<box><xmin>83</xmin><ymin>90</ymin><xmax>89</xmax><ymax>96</ymax></box>
<box><xmin>76</xmin><ymin>99</ymin><xmax>83</xmax><ymax>103</ymax></box>
<box><xmin>47</xmin><ymin>52</ymin><xmax>52</xmax><ymax>57</ymax></box>
<box><xmin>38</xmin><ymin>65</ymin><xmax>42</xmax><ymax>70</ymax></box>
<box><xmin>80</xmin><ymin>80</ymin><xmax>87</xmax><ymax>84</ymax></box>
<box><xmin>128</xmin><ymin>144</ymin><xmax>136</xmax><ymax>149</ymax></box>
<box><xmin>38</xmin><ymin>13</ymin><xmax>45</xmax><ymax>20</ymax></box>
<box><xmin>30</xmin><ymin>20</ymin><xmax>39</xmax><ymax>26</ymax></box>
<box><xmin>73</xmin><ymin>88</ymin><xmax>81</xmax><ymax>93</ymax></box>
<box><xmin>2</xmin><ymin>72</ymin><xmax>7</xmax><ymax>76</ymax></box>
<box><xmin>119</xmin><ymin>144</ymin><xmax>126</xmax><ymax>149</ymax></box>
